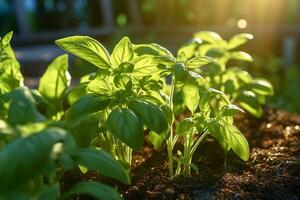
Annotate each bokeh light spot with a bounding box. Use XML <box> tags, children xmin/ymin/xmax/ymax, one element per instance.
<box><xmin>237</xmin><ymin>19</ymin><xmax>248</xmax><ymax>29</ymax></box>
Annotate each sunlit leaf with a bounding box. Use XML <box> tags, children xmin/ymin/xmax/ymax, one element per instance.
<box><xmin>111</xmin><ymin>37</ymin><xmax>134</xmax><ymax>67</ymax></box>
<box><xmin>75</xmin><ymin>148</ymin><xmax>130</xmax><ymax>184</ymax></box>
<box><xmin>56</xmin><ymin>36</ymin><xmax>111</xmax><ymax>69</ymax></box>
<box><xmin>227</xmin><ymin>33</ymin><xmax>253</xmax><ymax>50</ymax></box>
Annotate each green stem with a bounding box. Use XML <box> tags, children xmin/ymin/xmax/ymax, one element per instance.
<box><xmin>167</xmin><ymin>77</ymin><xmax>176</xmax><ymax>177</ymax></box>
<box><xmin>183</xmin><ymin>132</ymin><xmax>192</xmax><ymax>176</ymax></box>
<box><xmin>190</xmin><ymin>129</ymin><xmax>208</xmax><ymax>156</ymax></box>
<box><xmin>224</xmin><ymin>151</ymin><xmax>228</xmax><ymax>172</ymax></box>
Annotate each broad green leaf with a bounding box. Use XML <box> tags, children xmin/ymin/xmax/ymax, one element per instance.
<box><xmin>229</xmin><ymin>51</ymin><xmax>253</xmax><ymax>62</ymax></box>
<box><xmin>66</xmin><ymin>83</ymin><xmax>88</xmax><ymax>105</ymax></box>
<box><xmin>1</xmin><ymin>31</ymin><xmax>13</xmax><ymax>46</ymax></box>
<box><xmin>62</xmin><ymin>182</ymin><xmax>122</xmax><ymax>200</ymax></box>
<box><xmin>67</xmin><ymin>114</ymin><xmax>100</xmax><ymax>147</ymax></box>
<box><xmin>106</xmin><ymin>108</ymin><xmax>143</xmax><ymax>150</ymax></box>
<box><xmin>39</xmin><ymin>54</ymin><xmax>71</xmax><ymax>104</ymax></box>
<box><xmin>0</xmin><ymin>59</ymin><xmax>23</xmax><ymax>93</ymax></box>
<box><xmin>182</xmin><ymin>79</ymin><xmax>200</xmax><ymax>113</ymax></box>
<box><xmin>193</xmin><ymin>31</ymin><xmax>223</xmax><ymax>44</ymax></box>
<box><xmin>187</xmin><ymin>56</ymin><xmax>213</xmax><ymax>68</ymax></box>
<box><xmin>149</xmin><ymin>131</ymin><xmax>166</xmax><ymax>150</ymax></box>
<box><xmin>152</xmin><ymin>55</ymin><xmax>177</xmax><ymax>67</ymax></box>
<box><xmin>224</xmin><ymin>123</ymin><xmax>250</xmax><ymax>161</ymax></box>
<box><xmin>75</xmin><ymin>148</ymin><xmax>130</xmax><ymax>184</ymax></box>
<box><xmin>111</xmin><ymin>37</ymin><xmax>134</xmax><ymax>67</ymax></box>
<box><xmin>56</xmin><ymin>36</ymin><xmax>111</xmax><ymax>69</ymax></box>
<box><xmin>208</xmin><ymin>88</ymin><xmax>231</xmax><ymax>104</ymax></box>
<box><xmin>250</xmin><ymin>79</ymin><xmax>274</xmax><ymax>96</ymax></box>
<box><xmin>198</xmin><ymin>44</ymin><xmax>218</xmax><ymax>56</ymax></box>
<box><xmin>128</xmin><ymin>100</ymin><xmax>168</xmax><ymax>134</ymax></box>
<box><xmin>160</xmin><ymin>104</ymin><xmax>173</xmax><ymax>124</ymax></box>
<box><xmin>5</xmin><ymin>87</ymin><xmax>45</xmax><ymax>125</ymax></box>
<box><xmin>221</xmin><ymin>104</ymin><xmax>244</xmax><ymax>117</ymax></box>
<box><xmin>207</xmin><ymin>119</ymin><xmax>227</xmax><ymax>149</ymax></box>
<box><xmin>0</xmin><ymin>128</ymin><xmax>67</xmax><ymax>192</ymax></box>
<box><xmin>66</xmin><ymin>94</ymin><xmax>110</xmax><ymax>121</ymax></box>
<box><xmin>227</xmin><ymin>33</ymin><xmax>253</xmax><ymax>50</ymax></box>
<box><xmin>176</xmin><ymin>118</ymin><xmax>194</xmax><ymax>135</ymax></box>
<box><xmin>237</xmin><ymin>91</ymin><xmax>263</xmax><ymax>117</ymax></box>
<box><xmin>194</xmin><ymin>114</ymin><xmax>207</xmax><ymax>133</ymax></box>
<box><xmin>229</xmin><ymin>67</ymin><xmax>252</xmax><ymax>84</ymax></box>
<box><xmin>177</xmin><ymin>38</ymin><xmax>202</xmax><ymax>60</ymax></box>
<box><xmin>131</xmin><ymin>56</ymin><xmax>160</xmax><ymax>76</ymax></box>
<box><xmin>88</xmin><ymin>77</ymin><xmax>113</xmax><ymax>96</ymax></box>
<box><xmin>224</xmin><ymin>79</ymin><xmax>235</xmax><ymax>94</ymax></box>
<box><xmin>172</xmin><ymin>63</ymin><xmax>188</xmax><ymax>82</ymax></box>
<box><xmin>133</xmin><ymin>43</ymin><xmax>173</xmax><ymax>57</ymax></box>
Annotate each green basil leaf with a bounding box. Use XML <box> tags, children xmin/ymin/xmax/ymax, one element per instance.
<box><xmin>224</xmin><ymin>123</ymin><xmax>250</xmax><ymax>161</ymax></box>
<box><xmin>177</xmin><ymin>38</ymin><xmax>202</xmax><ymax>60</ymax></box>
<box><xmin>176</xmin><ymin>118</ymin><xmax>194</xmax><ymax>135</ymax></box>
<box><xmin>0</xmin><ymin>59</ymin><xmax>23</xmax><ymax>94</ymax></box>
<box><xmin>131</xmin><ymin>56</ymin><xmax>160</xmax><ymax>76</ymax></box>
<box><xmin>227</xmin><ymin>33</ymin><xmax>253</xmax><ymax>50</ymax></box>
<box><xmin>208</xmin><ymin>119</ymin><xmax>227</xmax><ymax>149</ymax></box>
<box><xmin>152</xmin><ymin>55</ymin><xmax>177</xmax><ymax>67</ymax></box>
<box><xmin>221</xmin><ymin>104</ymin><xmax>244</xmax><ymax>117</ymax></box>
<box><xmin>128</xmin><ymin>100</ymin><xmax>168</xmax><ymax>134</ymax></box>
<box><xmin>250</xmin><ymin>78</ymin><xmax>274</xmax><ymax>96</ymax></box>
<box><xmin>5</xmin><ymin>87</ymin><xmax>45</xmax><ymax>125</ymax></box>
<box><xmin>149</xmin><ymin>131</ymin><xmax>165</xmax><ymax>150</ymax></box>
<box><xmin>111</xmin><ymin>37</ymin><xmax>134</xmax><ymax>67</ymax></box>
<box><xmin>75</xmin><ymin>148</ymin><xmax>130</xmax><ymax>184</ymax></box>
<box><xmin>56</xmin><ymin>36</ymin><xmax>111</xmax><ymax>69</ymax></box>
<box><xmin>66</xmin><ymin>83</ymin><xmax>88</xmax><ymax>105</ymax></box>
<box><xmin>187</xmin><ymin>56</ymin><xmax>213</xmax><ymax>68</ymax></box>
<box><xmin>38</xmin><ymin>54</ymin><xmax>71</xmax><ymax>105</ymax></box>
<box><xmin>0</xmin><ymin>128</ymin><xmax>67</xmax><ymax>192</ymax></box>
<box><xmin>88</xmin><ymin>77</ymin><xmax>113</xmax><ymax>96</ymax></box>
<box><xmin>182</xmin><ymin>79</ymin><xmax>200</xmax><ymax>113</ymax></box>
<box><xmin>67</xmin><ymin>114</ymin><xmax>100</xmax><ymax>147</ymax></box>
<box><xmin>229</xmin><ymin>51</ymin><xmax>253</xmax><ymax>62</ymax></box>
<box><xmin>62</xmin><ymin>182</ymin><xmax>122</xmax><ymax>200</ymax></box>
<box><xmin>237</xmin><ymin>91</ymin><xmax>263</xmax><ymax>117</ymax></box>
<box><xmin>66</xmin><ymin>94</ymin><xmax>110</xmax><ymax>121</ymax></box>
<box><xmin>133</xmin><ymin>43</ymin><xmax>173</xmax><ymax>57</ymax></box>
<box><xmin>193</xmin><ymin>31</ymin><xmax>223</xmax><ymax>44</ymax></box>
<box><xmin>1</xmin><ymin>31</ymin><xmax>13</xmax><ymax>46</ymax></box>
<box><xmin>172</xmin><ymin>63</ymin><xmax>188</xmax><ymax>82</ymax></box>
<box><xmin>106</xmin><ymin>108</ymin><xmax>144</xmax><ymax>150</ymax></box>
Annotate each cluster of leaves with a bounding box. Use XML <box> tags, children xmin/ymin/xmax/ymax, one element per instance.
<box><xmin>177</xmin><ymin>31</ymin><xmax>274</xmax><ymax>117</ymax></box>
<box><xmin>0</xmin><ymin>32</ymin><xmax>130</xmax><ymax>200</ymax></box>
<box><xmin>0</xmin><ymin>29</ymin><xmax>274</xmax><ymax>199</ymax></box>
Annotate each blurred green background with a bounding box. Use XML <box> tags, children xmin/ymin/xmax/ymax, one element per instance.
<box><xmin>1</xmin><ymin>0</ymin><xmax>300</xmax><ymax>113</ymax></box>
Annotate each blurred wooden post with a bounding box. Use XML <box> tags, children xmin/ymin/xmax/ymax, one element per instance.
<box><xmin>100</xmin><ymin>0</ymin><xmax>115</xmax><ymax>27</ymax></box>
<box><xmin>128</xmin><ymin>0</ymin><xmax>143</xmax><ymax>26</ymax></box>
<box><xmin>14</xmin><ymin>0</ymin><xmax>31</xmax><ymax>36</ymax></box>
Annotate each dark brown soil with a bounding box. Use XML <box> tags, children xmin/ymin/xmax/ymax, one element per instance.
<box><xmin>62</xmin><ymin>108</ymin><xmax>300</xmax><ymax>200</ymax></box>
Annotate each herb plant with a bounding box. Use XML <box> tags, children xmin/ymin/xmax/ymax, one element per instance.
<box><xmin>183</xmin><ymin>31</ymin><xmax>274</xmax><ymax>117</ymax></box>
<box><xmin>56</xmin><ymin>36</ymin><xmax>169</xmax><ymax>169</ymax></box>
<box><xmin>0</xmin><ymin>32</ymin><xmax>130</xmax><ymax>200</ymax></box>
<box><xmin>0</xmin><ymin>29</ymin><xmax>274</xmax><ymax>199</ymax></box>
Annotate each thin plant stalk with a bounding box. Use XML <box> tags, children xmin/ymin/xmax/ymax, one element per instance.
<box><xmin>166</xmin><ymin>77</ymin><xmax>176</xmax><ymax>177</ymax></box>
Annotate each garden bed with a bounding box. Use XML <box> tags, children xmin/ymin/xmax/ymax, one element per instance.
<box><xmin>62</xmin><ymin>108</ymin><xmax>300</xmax><ymax>199</ymax></box>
